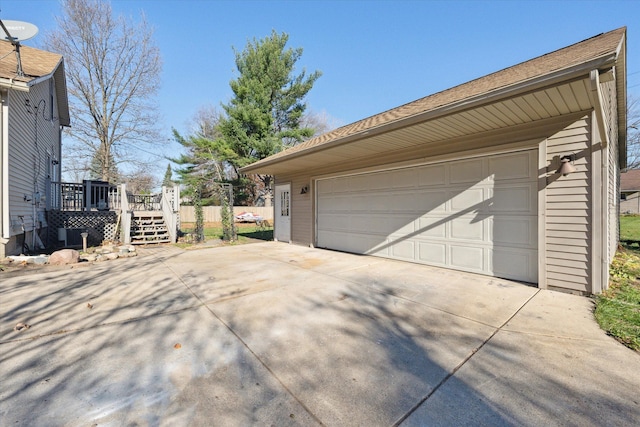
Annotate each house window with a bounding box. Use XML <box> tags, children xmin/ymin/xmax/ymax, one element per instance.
<box><xmin>280</xmin><ymin>190</ymin><xmax>290</xmax><ymax>217</ymax></box>
<box><xmin>621</xmin><ymin>193</ymin><xmax>627</xmax><ymax>201</ymax></box>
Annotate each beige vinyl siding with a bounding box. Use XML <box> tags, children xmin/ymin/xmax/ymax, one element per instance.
<box><xmin>545</xmin><ymin>115</ymin><xmax>592</xmax><ymax>292</ymax></box>
<box><xmin>275</xmin><ymin>174</ymin><xmax>313</xmax><ymax>245</ymax></box>
<box><xmin>8</xmin><ymin>79</ymin><xmax>61</xmax><ymax>237</ymax></box>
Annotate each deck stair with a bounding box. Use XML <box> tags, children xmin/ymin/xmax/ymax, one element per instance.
<box><xmin>130</xmin><ymin>211</ymin><xmax>170</xmax><ymax>244</ymax></box>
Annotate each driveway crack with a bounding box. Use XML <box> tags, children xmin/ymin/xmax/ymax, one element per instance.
<box><xmin>157</xmin><ymin>254</ymin><xmax>327</xmax><ymax>427</ymax></box>
<box><xmin>393</xmin><ymin>288</ymin><xmax>542</xmax><ymax>426</ymax></box>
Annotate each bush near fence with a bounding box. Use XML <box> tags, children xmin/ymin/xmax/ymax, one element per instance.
<box><xmin>179</xmin><ymin>206</ymin><xmax>273</xmax><ymax>223</ymax></box>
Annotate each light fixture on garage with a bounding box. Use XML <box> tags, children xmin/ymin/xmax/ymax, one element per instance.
<box><xmin>558</xmin><ymin>154</ymin><xmax>576</xmax><ymax>176</ymax></box>
<box><xmin>300</xmin><ymin>186</ymin><xmax>308</xmax><ymax>194</ymax></box>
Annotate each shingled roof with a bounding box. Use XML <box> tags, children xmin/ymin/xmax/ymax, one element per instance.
<box><xmin>241</xmin><ymin>27</ymin><xmax>626</xmax><ymax>173</ymax></box>
<box><xmin>0</xmin><ymin>40</ymin><xmax>70</xmax><ymax>126</ymax></box>
<box><xmin>621</xmin><ymin>169</ymin><xmax>640</xmax><ymax>192</ymax></box>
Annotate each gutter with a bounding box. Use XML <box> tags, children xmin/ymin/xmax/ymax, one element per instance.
<box><xmin>241</xmin><ymin>52</ymin><xmax>618</xmax><ymax>173</ymax></box>
<box><xmin>0</xmin><ymin>77</ymin><xmax>29</xmax><ymax>92</ymax></box>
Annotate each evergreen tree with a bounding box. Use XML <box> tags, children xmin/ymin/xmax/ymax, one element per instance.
<box><xmin>89</xmin><ymin>150</ymin><xmax>119</xmax><ymax>183</ymax></box>
<box><xmin>162</xmin><ymin>163</ymin><xmax>174</xmax><ymax>187</ymax></box>
<box><xmin>215</xmin><ymin>30</ymin><xmax>321</xmax><ymax>188</ymax></box>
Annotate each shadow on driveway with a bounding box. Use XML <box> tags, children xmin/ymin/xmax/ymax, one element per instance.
<box><xmin>1</xmin><ymin>242</ymin><xmax>639</xmax><ymax>426</ymax></box>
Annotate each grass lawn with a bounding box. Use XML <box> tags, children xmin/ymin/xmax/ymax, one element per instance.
<box><xmin>178</xmin><ymin>222</ymin><xmax>273</xmax><ymax>245</ymax></box>
<box><xmin>594</xmin><ymin>215</ymin><xmax>640</xmax><ymax>352</ymax></box>
<box><xmin>620</xmin><ymin>215</ymin><xmax>640</xmax><ymax>243</ymax></box>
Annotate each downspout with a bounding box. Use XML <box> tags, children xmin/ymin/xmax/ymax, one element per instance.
<box><xmin>589</xmin><ymin>69</ymin><xmax>614</xmax><ymax>293</ymax></box>
<box><xmin>1</xmin><ymin>90</ymin><xmax>8</xmax><ymax>243</ymax></box>
<box><xmin>590</xmin><ymin>69</ymin><xmax>610</xmax><ymax>148</ymax></box>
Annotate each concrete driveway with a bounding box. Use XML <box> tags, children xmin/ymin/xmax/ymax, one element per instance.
<box><xmin>1</xmin><ymin>242</ymin><xmax>639</xmax><ymax>426</ymax></box>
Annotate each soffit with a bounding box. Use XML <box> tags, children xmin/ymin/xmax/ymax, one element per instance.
<box><xmin>253</xmin><ymin>77</ymin><xmax>594</xmax><ymax>175</ymax></box>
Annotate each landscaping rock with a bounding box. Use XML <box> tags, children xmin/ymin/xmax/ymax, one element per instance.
<box><xmin>118</xmin><ymin>245</ymin><xmax>136</xmax><ymax>254</ymax></box>
<box><xmin>80</xmin><ymin>254</ymin><xmax>98</xmax><ymax>262</ymax></box>
<box><xmin>48</xmin><ymin>249</ymin><xmax>80</xmax><ymax>266</ymax></box>
<box><xmin>8</xmin><ymin>255</ymin><xmax>50</xmax><ymax>265</ymax></box>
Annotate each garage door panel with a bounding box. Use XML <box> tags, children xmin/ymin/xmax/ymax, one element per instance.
<box><xmin>369</xmin><ymin>195</ymin><xmax>392</xmax><ymax>211</ymax></box>
<box><xmin>349</xmin><ymin>195</ymin><xmax>371</xmax><ymax>211</ymax></box>
<box><xmin>418</xmin><ymin>164</ymin><xmax>446</xmax><ymax>187</ymax></box>
<box><xmin>451</xmin><ymin>188</ymin><xmax>485</xmax><ymax>212</ymax></box>
<box><xmin>490</xmin><ymin>185</ymin><xmax>535</xmax><ymax>212</ymax></box>
<box><xmin>387</xmin><ymin>216</ymin><xmax>416</xmax><ymax>234</ymax></box>
<box><xmin>489</xmin><ymin>152</ymin><xmax>535</xmax><ymax>181</ymax></box>
<box><xmin>450</xmin><ymin>245</ymin><xmax>485</xmax><ymax>271</ymax></box>
<box><xmin>415</xmin><ymin>190</ymin><xmax>449</xmax><ymax>212</ymax></box>
<box><xmin>349</xmin><ymin>234</ymin><xmax>381</xmax><ymax>254</ymax></box>
<box><xmin>491</xmin><ymin>217</ymin><xmax>536</xmax><ymax>248</ymax></box>
<box><xmin>334</xmin><ymin>177</ymin><xmax>350</xmax><ymax>192</ymax></box>
<box><xmin>391</xmin><ymin>169</ymin><xmax>418</xmax><ymax>188</ymax></box>
<box><xmin>318</xmin><ymin>230</ymin><xmax>342</xmax><ymax>250</ymax></box>
<box><xmin>417</xmin><ymin>217</ymin><xmax>447</xmax><ymax>238</ymax></box>
<box><xmin>490</xmin><ymin>248</ymin><xmax>537</xmax><ymax>282</ymax></box>
<box><xmin>369</xmin><ymin>173</ymin><xmax>392</xmax><ymax>190</ymax></box>
<box><xmin>319</xmin><ymin>214</ymin><xmax>350</xmax><ymax>231</ymax></box>
<box><xmin>316</xmin><ymin>150</ymin><xmax>538</xmax><ymax>283</ymax></box>
<box><xmin>317</xmin><ymin>178</ymin><xmax>333</xmax><ymax>193</ymax></box>
<box><xmin>450</xmin><ymin>158</ymin><xmax>485</xmax><ymax>184</ymax></box>
<box><xmin>391</xmin><ymin>192</ymin><xmax>423</xmax><ymax>212</ymax></box>
<box><xmin>450</xmin><ymin>216</ymin><xmax>486</xmax><ymax>241</ymax></box>
<box><xmin>391</xmin><ymin>240</ymin><xmax>415</xmax><ymax>260</ymax></box>
<box><xmin>366</xmin><ymin>216</ymin><xmax>391</xmax><ymax>233</ymax></box>
<box><xmin>318</xmin><ymin>195</ymin><xmax>351</xmax><ymax>211</ymax></box>
<box><xmin>349</xmin><ymin>175</ymin><xmax>370</xmax><ymax>191</ymax></box>
<box><xmin>418</xmin><ymin>242</ymin><xmax>447</xmax><ymax>265</ymax></box>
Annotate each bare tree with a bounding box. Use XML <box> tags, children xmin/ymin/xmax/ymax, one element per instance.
<box><xmin>123</xmin><ymin>165</ymin><xmax>157</xmax><ymax>194</ymax></box>
<box><xmin>626</xmin><ymin>94</ymin><xmax>640</xmax><ymax>170</ymax></box>
<box><xmin>44</xmin><ymin>0</ymin><xmax>163</xmax><ymax>183</ymax></box>
<box><xmin>301</xmin><ymin>108</ymin><xmax>343</xmax><ymax>137</ymax></box>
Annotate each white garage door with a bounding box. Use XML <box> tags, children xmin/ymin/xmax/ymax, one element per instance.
<box><xmin>316</xmin><ymin>150</ymin><xmax>538</xmax><ymax>283</ymax></box>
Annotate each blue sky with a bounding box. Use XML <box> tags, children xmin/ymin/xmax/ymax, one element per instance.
<box><xmin>0</xmin><ymin>0</ymin><xmax>638</xmax><ymax>175</ymax></box>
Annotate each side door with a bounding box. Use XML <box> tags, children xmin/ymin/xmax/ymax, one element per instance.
<box><xmin>274</xmin><ymin>183</ymin><xmax>291</xmax><ymax>242</ymax></box>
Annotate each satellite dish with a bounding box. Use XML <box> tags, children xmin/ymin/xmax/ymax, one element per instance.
<box><xmin>0</xmin><ymin>20</ymin><xmax>38</xmax><ymax>42</ymax></box>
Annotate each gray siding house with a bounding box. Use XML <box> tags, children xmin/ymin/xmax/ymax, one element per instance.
<box><xmin>620</xmin><ymin>169</ymin><xmax>640</xmax><ymax>213</ymax></box>
<box><xmin>0</xmin><ymin>41</ymin><xmax>70</xmax><ymax>257</ymax></box>
<box><xmin>242</xmin><ymin>28</ymin><xmax>627</xmax><ymax>295</ymax></box>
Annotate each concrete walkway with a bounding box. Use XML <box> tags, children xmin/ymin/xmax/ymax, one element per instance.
<box><xmin>1</xmin><ymin>242</ymin><xmax>639</xmax><ymax>426</ymax></box>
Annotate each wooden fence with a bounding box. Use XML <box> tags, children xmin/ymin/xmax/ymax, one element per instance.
<box><xmin>179</xmin><ymin>206</ymin><xmax>273</xmax><ymax>223</ymax></box>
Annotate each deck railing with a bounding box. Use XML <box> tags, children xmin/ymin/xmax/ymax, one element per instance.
<box><xmin>46</xmin><ymin>179</ymin><xmax>120</xmax><ymax>211</ymax></box>
<box><xmin>47</xmin><ymin>179</ymin><xmax>180</xmax><ymax>244</ymax></box>
<box><xmin>127</xmin><ymin>193</ymin><xmax>162</xmax><ymax>211</ymax></box>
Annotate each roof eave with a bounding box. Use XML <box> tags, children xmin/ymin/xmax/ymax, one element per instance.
<box><xmin>241</xmin><ymin>52</ymin><xmax>619</xmax><ymax>174</ymax></box>
<box><xmin>0</xmin><ymin>77</ymin><xmax>30</xmax><ymax>92</ymax></box>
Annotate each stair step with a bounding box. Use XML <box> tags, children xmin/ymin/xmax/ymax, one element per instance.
<box><xmin>131</xmin><ymin>238</ymin><xmax>171</xmax><ymax>244</ymax></box>
<box><xmin>132</xmin><ymin>226</ymin><xmax>168</xmax><ymax>232</ymax></box>
<box><xmin>128</xmin><ymin>210</ymin><xmax>171</xmax><ymax>245</ymax></box>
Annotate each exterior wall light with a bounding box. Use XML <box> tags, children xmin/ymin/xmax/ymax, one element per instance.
<box><xmin>558</xmin><ymin>154</ymin><xmax>576</xmax><ymax>176</ymax></box>
<box><xmin>300</xmin><ymin>186</ymin><xmax>308</xmax><ymax>194</ymax></box>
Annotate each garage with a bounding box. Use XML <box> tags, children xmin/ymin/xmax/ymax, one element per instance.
<box><xmin>241</xmin><ymin>28</ymin><xmax>626</xmax><ymax>294</ymax></box>
<box><xmin>316</xmin><ymin>150</ymin><xmax>538</xmax><ymax>283</ymax></box>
